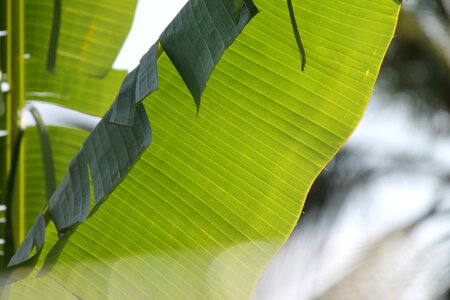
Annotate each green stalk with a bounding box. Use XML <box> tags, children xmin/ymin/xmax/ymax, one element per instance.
<box><xmin>0</xmin><ymin>0</ymin><xmax>7</xmax><ymax>268</ymax></box>
<box><xmin>4</xmin><ymin>0</ymin><xmax>25</xmax><ymax>261</ymax></box>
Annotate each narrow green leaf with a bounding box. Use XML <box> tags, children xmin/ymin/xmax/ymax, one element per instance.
<box><xmin>160</xmin><ymin>0</ymin><xmax>258</xmax><ymax>112</ymax></box>
<box><xmin>26</xmin><ymin>105</ymin><xmax>56</xmax><ymax>202</ymax></box>
<box><xmin>287</xmin><ymin>0</ymin><xmax>306</xmax><ymax>71</ymax></box>
<box><xmin>46</xmin><ymin>0</ymin><xmax>61</xmax><ymax>73</ymax></box>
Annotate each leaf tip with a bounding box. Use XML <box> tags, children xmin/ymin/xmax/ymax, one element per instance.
<box><xmin>195</xmin><ymin>102</ymin><xmax>201</xmax><ymax>117</ymax></box>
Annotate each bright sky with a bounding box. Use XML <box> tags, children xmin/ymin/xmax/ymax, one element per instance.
<box><xmin>113</xmin><ymin>0</ymin><xmax>188</xmax><ymax>71</ymax></box>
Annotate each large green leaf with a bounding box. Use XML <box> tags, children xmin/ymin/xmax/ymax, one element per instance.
<box><xmin>3</xmin><ymin>0</ymin><xmax>399</xmax><ymax>298</ymax></box>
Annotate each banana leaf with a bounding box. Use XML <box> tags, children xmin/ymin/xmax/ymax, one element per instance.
<box><xmin>2</xmin><ymin>0</ymin><xmax>400</xmax><ymax>298</ymax></box>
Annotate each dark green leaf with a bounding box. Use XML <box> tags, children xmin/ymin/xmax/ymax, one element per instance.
<box><xmin>160</xmin><ymin>0</ymin><xmax>258</xmax><ymax>111</ymax></box>
<box><xmin>110</xmin><ymin>42</ymin><xmax>159</xmax><ymax>126</ymax></box>
<box><xmin>48</xmin><ymin>151</ymin><xmax>90</xmax><ymax>233</ymax></box>
<box><xmin>84</xmin><ymin>103</ymin><xmax>151</xmax><ymax>206</ymax></box>
<box><xmin>7</xmin><ymin>213</ymin><xmax>45</xmax><ymax>267</ymax></box>
<box><xmin>136</xmin><ymin>43</ymin><xmax>159</xmax><ymax>103</ymax></box>
<box><xmin>110</xmin><ymin>68</ymin><xmax>139</xmax><ymax>126</ymax></box>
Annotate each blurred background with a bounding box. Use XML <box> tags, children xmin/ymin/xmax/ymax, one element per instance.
<box><xmin>255</xmin><ymin>0</ymin><xmax>450</xmax><ymax>299</ymax></box>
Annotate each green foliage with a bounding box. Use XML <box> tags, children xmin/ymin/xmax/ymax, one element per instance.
<box><xmin>1</xmin><ymin>0</ymin><xmax>400</xmax><ymax>298</ymax></box>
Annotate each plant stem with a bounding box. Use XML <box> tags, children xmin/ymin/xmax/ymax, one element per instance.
<box><xmin>4</xmin><ymin>0</ymin><xmax>25</xmax><ymax>262</ymax></box>
<box><xmin>0</xmin><ymin>0</ymin><xmax>7</xmax><ymax>268</ymax></box>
